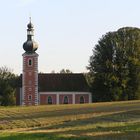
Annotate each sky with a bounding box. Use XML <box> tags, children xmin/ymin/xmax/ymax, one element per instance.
<box><xmin>0</xmin><ymin>0</ymin><xmax>140</xmax><ymax>74</ymax></box>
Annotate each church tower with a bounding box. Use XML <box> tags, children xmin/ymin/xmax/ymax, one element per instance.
<box><xmin>22</xmin><ymin>19</ymin><xmax>39</xmax><ymax>105</ymax></box>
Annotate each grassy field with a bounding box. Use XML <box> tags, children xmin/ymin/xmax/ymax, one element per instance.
<box><xmin>0</xmin><ymin>100</ymin><xmax>140</xmax><ymax>140</ymax></box>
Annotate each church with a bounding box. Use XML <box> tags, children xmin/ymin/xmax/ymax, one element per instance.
<box><xmin>16</xmin><ymin>20</ymin><xmax>92</xmax><ymax>106</ymax></box>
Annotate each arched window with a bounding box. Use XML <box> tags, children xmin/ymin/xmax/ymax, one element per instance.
<box><xmin>47</xmin><ymin>96</ymin><xmax>52</xmax><ymax>104</ymax></box>
<box><xmin>63</xmin><ymin>96</ymin><xmax>69</xmax><ymax>104</ymax></box>
<box><xmin>28</xmin><ymin>58</ymin><xmax>32</xmax><ymax>66</ymax></box>
<box><xmin>80</xmin><ymin>96</ymin><xmax>85</xmax><ymax>104</ymax></box>
<box><xmin>28</xmin><ymin>95</ymin><xmax>32</xmax><ymax>101</ymax></box>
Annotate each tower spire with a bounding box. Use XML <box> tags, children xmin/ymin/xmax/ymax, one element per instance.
<box><xmin>29</xmin><ymin>17</ymin><xmax>31</xmax><ymax>23</ymax></box>
<box><xmin>23</xmin><ymin>19</ymin><xmax>38</xmax><ymax>53</ymax></box>
<box><xmin>22</xmin><ymin>20</ymin><xmax>39</xmax><ymax>106</ymax></box>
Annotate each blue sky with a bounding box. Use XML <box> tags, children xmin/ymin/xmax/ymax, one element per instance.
<box><xmin>0</xmin><ymin>0</ymin><xmax>140</xmax><ymax>74</ymax></box>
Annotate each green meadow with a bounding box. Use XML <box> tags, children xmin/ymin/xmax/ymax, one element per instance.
<box><xmin>0</xmin><ymin>100</ymin><xmax>140</xmax><ymax>140</ymax></box>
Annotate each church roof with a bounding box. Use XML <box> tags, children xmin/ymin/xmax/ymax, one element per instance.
<box><xmin>19</xmin><ymin>73</ymin><xmax>90</xmax><ymax>92</ymax></box>
<box><xmin>38</xmin><ymin>73</ymin><xmax>89</xmax><ymax>92</ymax></box>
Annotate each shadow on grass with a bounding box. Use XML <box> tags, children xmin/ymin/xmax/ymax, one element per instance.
<box><xmin>0</xmin><ymin>131</ymin><xmax>140</xmax><ymax>140</ymax></box>
<box><xmin>0</xmin><ymin>107</ymin><xmax>97</xmax><ymax>125</ymax></box>
<box><xmin>29</xmin><ymin>109</ymin><xmax>140</xmax><ymax>131</ymax></box>
<box><xmin>1</xmin><ymin>107</ymin><xmax>140</xmax><ymax>140</ymax></box>
<box><xmin>10</xmin><ymin>110</ymin><xmax>139</xmax><ymax>140</ymax></box>
<box><xmin>0</xmin><ymin>133</ymin><xmax>86</xmax><ymax>140</ymax></box>
<box><xmin>49</xmin><ymin>122</ymin><xmax>140</xmax><ymax>136</ymax></box>
<box><xmin>1</xmin><ymin>102</ymin><xmax>140</xmax><ymax>123</ymax></box>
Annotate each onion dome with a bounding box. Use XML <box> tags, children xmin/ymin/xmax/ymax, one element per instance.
<box><xmin>27</xmin><ymin>22</ymin><xmax>34</xmax><ymax>29</ymax></box>
<box><xmin>23</xmin><ymin>18</ymin><xmax>38</xmax><ymax>53</ymax></box>
<box><xmin>23</xmin><ymin>40</ymin><xmax>38</xmax><ymax>52</ymax></box>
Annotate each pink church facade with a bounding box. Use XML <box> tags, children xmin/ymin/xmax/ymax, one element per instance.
<box><xmin>17</xmin><ymin>73</ymin><xmax>92</xmax><ymax>105</ymax></box>
<box><xmin>16</xmin><ymin>20</ymin><xmax>92</xmax><ymax>106</ymax></box>
<box><xmin>40</xmin><ymin>92</ymin><xmax>91</xmax><ymax>105</ymax></box>
<box><xmin>38</xmin><ymin>73</ymin><xmax>92</xmax><ymax>105</ymax></box>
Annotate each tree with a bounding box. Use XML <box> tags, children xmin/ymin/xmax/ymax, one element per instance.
<box><xmin>60</xmin><ymin>69</ymin><xmax>72</xmax><ymax>73</ymax></box>
<box><xmin>0</xmin><ymin>66</ymin><xmax>18</xmax><ymax>106</ymax></box>
<box><xmin>88</xmin><ymin>27</ymin><xmax>140</xmax><ymax>102</ymax></box>
<box><xmin>84</xmin><ymin>72</ymin><xmax>94</xmax><ymax>88</ymax></box>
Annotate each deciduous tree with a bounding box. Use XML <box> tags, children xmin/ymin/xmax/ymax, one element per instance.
<box><xmin>88</xmin><ymin>27</ymin><xmax>140</xmax><ymax>101</ymax></box>
<box><xmin>0</xmin><ymin>66</ymin><xmax>18</xmax><ymax>106</ymax></box>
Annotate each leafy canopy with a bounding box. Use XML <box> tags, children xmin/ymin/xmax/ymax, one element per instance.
<box><xmin>88</xmin><ymin>27</ymin><xmax>140</xmax><ymax>102</ymax></box>
<box><xmin>0</xmin><ymin>66</ymin><xmax>18</xmax><ymax>106</ymax></box>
